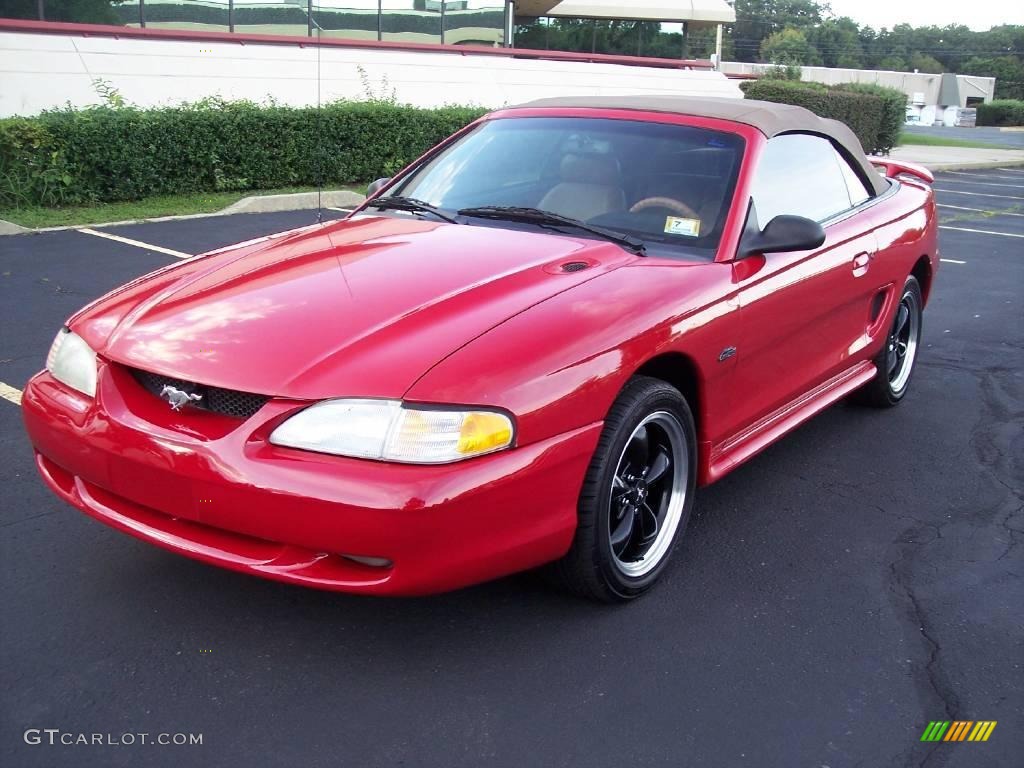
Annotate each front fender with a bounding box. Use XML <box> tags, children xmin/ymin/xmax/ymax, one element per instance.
<box><xmin>403</xmin><ymin>260</ymin><xmax>741</xmax><ymax>449</ymax></box>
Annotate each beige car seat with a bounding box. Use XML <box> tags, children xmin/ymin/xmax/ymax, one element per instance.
<box><xmin>538</xmin><ymin>154</ymin><xmax>627</xmax><ymax>221</ymax></box>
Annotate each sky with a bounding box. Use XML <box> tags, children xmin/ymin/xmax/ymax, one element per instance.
<box><xmin>823</xmin><ymin>0</ymin><xmax>1024</xmax><ymax>32</ymax></box>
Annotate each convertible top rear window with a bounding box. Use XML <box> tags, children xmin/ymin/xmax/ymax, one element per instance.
<box><xmin>389</xmin><ymin>117</ymin><xmax>745</xmax><ymax>259</ymax></box>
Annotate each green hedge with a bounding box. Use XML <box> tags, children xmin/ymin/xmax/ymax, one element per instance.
<box><xmin>739</xmin><ymin>79</ymin><xmax>904</xmax><ymax>155</ymax></box>
<box><xmin>832</xmin><ymin>83</ymin><xmax>906</xmax><ymax>155</ymax></box>
<box><xmin>977</xmin><ymin>100</ymin><xmax>1024</xmax><ymax>126</ymax></box>
<box><xmin>0</xmin><ymin>101</ymin><xmax>486</xmax><ymax>208</ymax></box>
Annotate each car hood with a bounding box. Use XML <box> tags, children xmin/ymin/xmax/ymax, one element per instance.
<box><xmin>72</xmin><ymin>215</ymin><xmax>632</xmax><ymax>400</ymax></box>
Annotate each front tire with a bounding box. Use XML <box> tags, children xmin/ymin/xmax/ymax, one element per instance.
<box><xmin>547</xmin><ymin>376</ymin><xmax>697</xmax><ymax>602</ymax></box>
<box><xmin>854</xmin><ymin>275</ymin><xmax>923</xmax><ymax>408</ymax></box>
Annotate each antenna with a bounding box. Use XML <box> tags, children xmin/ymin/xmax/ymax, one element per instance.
<box><xmin>305</xmin><ymin>6</ymin><xmax>324</xmax><ymax>225</ymax></box>
<box><xmin>315</xmin><ymin>20</ymin><xmax>323</xmax><ymax>225</ymax></box>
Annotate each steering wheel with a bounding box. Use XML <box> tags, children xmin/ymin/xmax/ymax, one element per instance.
<box><xmin>629</xmin><ymin>196</ymin><xmax>699</xmax><ymax>220</ymax></box>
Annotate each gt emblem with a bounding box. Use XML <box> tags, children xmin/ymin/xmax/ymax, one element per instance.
<box><xmin>718</xmin><ymin>346</ymin><xmax>737</xmax><ymax>362</ymax></box>
<box><xmin>160</xmin><ymin>385</ymin><xmax>202</xmax><ymax>411</ymax></box>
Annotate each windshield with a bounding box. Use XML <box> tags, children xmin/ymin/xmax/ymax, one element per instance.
<box><xmin>386</xmin><ymin>116</ymin><xmax>745</xmax><ymax>259</ymax></box>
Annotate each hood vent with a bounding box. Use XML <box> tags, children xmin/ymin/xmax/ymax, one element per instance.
<box><xmin>560</xmin><ymin>261</ymin><xmax>590</xmax><ymax>273</ymax></box>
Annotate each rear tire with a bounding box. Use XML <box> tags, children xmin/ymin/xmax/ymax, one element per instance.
<box><xmin>546</xmin><ymin>376</ymin><xmax>697</xmax><ymax>602</ymax></box>
<box><xmin>853</xmin><ymin>275</ymin><xmax>923</xmax><ymax>408</ymax></box>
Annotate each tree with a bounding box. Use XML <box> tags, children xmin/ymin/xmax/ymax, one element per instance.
<box><xmin>963</xmin><ymin>55</ymin><xmax>1024</xmax><ymax>99</ymax></box>
<box><xmin>730</xmin><ymin>0</ymin><xmax>827</xmax><ymax>62</ymax></box>
<box><xmin>909</xmin><ymin>53</ymin><xmax>944</xmax><ymax>73</ymax></box>
<box><xmin>760</xmin><ymin>27</ymin><xmax>820</xmax><ymax>66</ymax></box>
<box><xmin>877</xmin><ymin>55</ymin><xmax>908</xmax><ymax>71</ymax></box>
<box><xmin>807</xmin><ymin>17</ymin><xmax>863</xmax><ymax>68</ymax></box>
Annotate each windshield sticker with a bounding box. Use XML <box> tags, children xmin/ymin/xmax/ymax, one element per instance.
<box><xmin>664</xmin><ymin>216</ymin><xmax>701</xmax><ymax>237</ymax></box>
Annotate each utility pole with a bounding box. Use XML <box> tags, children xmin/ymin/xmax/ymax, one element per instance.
<box><xmin>504</xmin><ymin>0</ymin><xmax>515</xmax><ymax>47</ymax></box>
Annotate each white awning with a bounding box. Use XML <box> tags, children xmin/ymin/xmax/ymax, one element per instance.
<box><xmin>515</xmin><ymin>0</ymin><xmax>736</xmax><ymax>23</ymax></box>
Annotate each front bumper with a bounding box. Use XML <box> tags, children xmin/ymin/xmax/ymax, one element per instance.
<box><xmin>22</xmin><ymin>365</ymin><xmax>602</xmax><ymax>595</ymax></box>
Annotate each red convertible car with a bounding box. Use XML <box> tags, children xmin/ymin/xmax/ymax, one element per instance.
<box><xmin>22</xmin><ymin>97</ymin><xmax>938</xmax><ymax>601</ymax></box>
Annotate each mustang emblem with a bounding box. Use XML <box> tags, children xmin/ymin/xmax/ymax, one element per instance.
<box><xmin>160</xmin><ymin>385</ymin><xmax>202</xmax><ymax>411</ymax></box>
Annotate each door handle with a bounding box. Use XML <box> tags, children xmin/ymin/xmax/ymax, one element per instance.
<box><xmin>852</xmin><ymin>252</ymin><xmax>873</xmax><ymax>277</ymax></box>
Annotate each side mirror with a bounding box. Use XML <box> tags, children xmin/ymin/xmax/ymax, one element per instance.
<box><xmin>738</xmin><ymin>214</ymin><xmax>826</xmax><ymax>258</ymax></box>
<box><xmin>366</xmin><ymin>177</ymin><xmax>392</xmax><ymax>197</ymax></box>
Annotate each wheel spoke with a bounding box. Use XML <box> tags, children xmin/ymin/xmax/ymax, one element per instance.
<box><xmin>609</xmin><ymin>508</ymin><xmax>635</xmax><ymax>555</ymax></box>
<box><xmin>639</xmin><ymin>502</ymin><xmax>660</xmax><ymax>542</ymax></box>
<box><xmin>887</xmin><ymin>347</ymin><xmax>899</xmax><ymax>375</ymax></box>
<box><xmin>894</xmin><ymin>303</ymin><xmax>909</xmax><ymax>338</ymax></box>
<box><xmin>625</xmin><ymin>425</ymin><xmax>650</xmax><ymax>469</ymax></box>
<box><xmin>646</xmin><ymin>448</ymin><xmax>671</xmax><ymax>483</ymax></box>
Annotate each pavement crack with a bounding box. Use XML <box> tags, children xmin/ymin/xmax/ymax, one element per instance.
<box><xmin>0</xmin><ymin>510</ymin><xmax>57</xmax><ymax>528</ymax></box>
<box><xmin>888</xmin><ymin>546</ymin><xmax>960</xmax><ymax>717</ymax></box>
<box><xmin>887</xmin><ymin>541</ymin><xmax>960</xmax><ymax>768</ymax></box>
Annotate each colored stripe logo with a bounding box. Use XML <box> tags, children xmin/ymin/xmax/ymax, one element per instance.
<box><xmin>921</xmin><ymin>721</ymin><xmax>997</xmax><ymax>742</ymax></box>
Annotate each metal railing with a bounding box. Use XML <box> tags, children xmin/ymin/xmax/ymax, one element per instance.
<box><xmin>27</xmin><ymin>0</ymin><xmax>509</xmax><ymax>46</ymax></box>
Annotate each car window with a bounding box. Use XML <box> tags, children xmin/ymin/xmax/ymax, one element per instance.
<box><xmin>388</xmin><ymin>117</ymin><xmax>745</xmax><ymax>259</ymax></box>
<box><xmin>838</xmin><ymin>152</ymin><xmax>871</xmax><ymax>207</ymax></box>
<box><xmin>750</xmin><ymin>133</ymin><xmax>862</xmax><ymax>224</ymax></box>
<box><xmin>427</xmin><ymin>125</ymin><xmax>557</xmax><ymax>193</ymax></box>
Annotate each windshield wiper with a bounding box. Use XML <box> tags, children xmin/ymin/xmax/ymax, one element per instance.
<box><xmin>368</xmin><ymin>196</ymin><xmax>461</xmax><ymax>224</ymax></box>
<box><xmin>457</xmin><ymin>206</ymin><xmax>646</xmax><ymax>255</ymax></box>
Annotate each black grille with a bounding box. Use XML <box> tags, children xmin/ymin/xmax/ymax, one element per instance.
<box><xmin>561</xmin><ymin>261</ymin><xmax>590</xmax><ymax>273</ymax></box>
<box><xmin>130</xmin><ymin>368</ymin><xmax>270</xmax><ymax>420</ymax></box>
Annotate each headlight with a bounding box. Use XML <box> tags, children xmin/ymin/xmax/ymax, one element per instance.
<box><xmin>269</xmin><ymin>399</ymin><xmax>514</xmax><ymax>463</ymax></box>
<box><xmin>46</xmin><ymin>327</ymin><xmax>97</xmax><ymax>397</ymax></box>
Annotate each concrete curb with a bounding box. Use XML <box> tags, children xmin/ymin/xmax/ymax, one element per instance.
<box><xmin>220</xmin><ymin>189</ymin><xmax>365</xmax><ymax>214</ymax></box>
<box><xmin>0</xmin><ymin>189</ymin><xmax>366</xmax><ymax>236</ymax></box>
<box><xmin>0</xmin><ymin>219</ymin><xmax>29</xmax><ymax>235</ymax></box>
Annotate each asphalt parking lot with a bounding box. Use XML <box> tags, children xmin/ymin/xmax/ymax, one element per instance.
<box><xmin>1</xmin><ymin>170</ymin><xmax>1022</xmax><ymax>768</ymax></box>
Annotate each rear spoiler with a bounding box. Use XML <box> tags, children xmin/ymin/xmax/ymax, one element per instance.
<box><xmin>869</xmin><ymin>158</ymin><xmax>934</xmax><ymax>184</ymax></box>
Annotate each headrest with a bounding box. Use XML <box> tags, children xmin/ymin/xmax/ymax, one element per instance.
<box><xmin>559</xmin><ymin>154</ymin><xmax>621</xmax><ymax>186</ymax></box>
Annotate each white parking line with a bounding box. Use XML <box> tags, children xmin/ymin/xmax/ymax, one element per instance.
<box><xmin>945</xmin><ymin>171</ymin><xmax>1024</xmax><ymax>182</ymax></box>
<box><xmin>326</xmin><ymin>207</ymin><xmax>353</xmax><ymax>213</ymax></box>
<box><xmin>939</xmin><ymin>225</ymin><xmax>1024</xmax><ymax>239</ymax></box>
<box><xmin>78</xmin><ymin>228</ymin><xmax>192</xmax><ymax>259</ymax></box>
<box><xmin>997</xmin><ymin>167</ymin><xmax>1024</xmax><ymax>174</ymax></box>
<box><xmin>933</xmin><ymin>189</ymin><xmax>1024</xmax><ymax>201</ymax></box>
<box><xmin>934</xmin><ymin>178</ymin><xmax>1024</xmax><ymax>189</ymax></box>
<box><xmin>940</xmin><ymin>258</ymin><xmax>967</xmax><ymax>264</ymax></box>
<box><xmin>0</xmin><ymin>382</ymin><xmax>22</xmax><ymax>405</ymax></box>
<box><xmin>937</xmin><ymin>204</ymin><xmax>1024</xmax><ymax>217</ymax></box>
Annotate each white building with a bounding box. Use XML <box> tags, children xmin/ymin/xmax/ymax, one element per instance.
<box><xmin>720</xmin><ymin>61</ymin><xmax>996</xmax><ymax>126</ymax></box>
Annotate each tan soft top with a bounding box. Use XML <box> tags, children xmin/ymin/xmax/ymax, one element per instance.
<box><xmin>510</xmin><ymin>95</ymin><xmax>888</xmax><ymax>196</ymax></box>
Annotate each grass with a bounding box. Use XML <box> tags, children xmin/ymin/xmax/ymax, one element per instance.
<box><xmin>0</xmin><ymin>186</ymin><xmax>361</xmax><ymax>229</ymax></box>
<box><xmin>899</xmin><ymin>132</ymin><xmax>1011</xmax><ymax>150</ymax></box>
